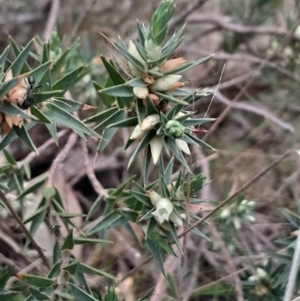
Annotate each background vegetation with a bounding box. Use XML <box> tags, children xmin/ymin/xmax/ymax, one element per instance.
<box><xmin>0</xmin><ymin>0</ymin><xmax>300</xmax><ymax>300</ymax></box>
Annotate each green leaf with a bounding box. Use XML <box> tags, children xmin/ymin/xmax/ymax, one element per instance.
<box><xmin>23</xmin><ymin>160</ymin><xmax>31</xmax><ymax>179</ymax></box>
<box><xmin>63</xmin><ymin>260</ymin><xmax>79</xmax><ymax>275</ymax></box>
<box><xmin>51</xmin><ymin>48</ymin><xmax>71</xmax><ymax>81</ymax></box>
<box><xmin>0</xmin><ymin>266</ymin><xmax>13</xmax><ymax>289</ymax></box>
<box><xmin>23</xmin><ymin>205</ymin><xmax>49</xmax><ymax>224</ymax></box>
<box><xmin>73</xmin><ymin>237</ymin><xmax>112</xmax><ymax>245</ymax></box>
<box><xmin>97</xmin><ymin>127</ymin><xmax>118</xmax><ymax>153</ymax></box>
<box><xmin>29</xmin><ymin>61</ymin><xmax>52</xmax><ymax>86</ymax></box>
<box><xmin>100</xmin><ymin>55</ymin><xmax>132</xmax><ymax>107</ymax></box>
<box><xmin>0</xmin><ymin>45</ymin><xmax>10</xmax><ymax>79</ymax></box>
<box><xmin>61</xmin><ymin>229</ymin><xmax>74</xmax><ymax>250</ymax></box>
<box><xmin>77</xmin><ymin>263</ymin><xmax>115</xmax><ymax>280</ymax></box>
<box><xmin>118</xmin><ymin>209</ymin><xmax>139</xmax><ymax>222</ymax></box>
<box><xmin>128</xmin><ymin>130</ymin><xmax>156</xmax><ymax>168</ymax></box>
<box><xmin>0</xmin><ymin>76</ymin><xmax>24</xmax><ymax>98</ymax></box>
<box><xmin>93</xmin><ymin>109</ymin><xmax>126</xmax><ymax>131</ymax></box>
<box><xmin>166</xmin><ymin>137</ymin><xmax>191</xmax><ymax>172</ymax></box>
<box><xmin>98</xmin><ymin>84</ymin><xmax>134</xmax><ymax>97</ymax></box>
<box><xmin>86</xmin><ymin>211</ymin><xmax>122</xmax><ymax>235</ymax></box>
<box><xmin>146</xmin><ymin>238</ymin><xmax>165</xmax><ymax>277</ymax></box>
<box><xmin>52</xmin><ymin>66</ymin><xmax>83</xmax><ymax>92</ymax></box>
<box><xmin>3</xmin><ymin>149</ymin><xmax>17</xmax><ymax>166</ymax></box>
<box><xmin>136</xmin><ymin>21</ymin><xmax>147</xmax><ymax>45</ymax></box>
<box><xmin>168</xmin><ymin>221</ymin><xmax>182</xmax><ymax>254</ymax></box>
<box><xmin>33</xmin><ymin>90</ymin><xmax>63</xmax><ymax>105</ymax></box>
<box><xmin>154</xmin><ymin>91</ymin><xmax>188</xmax><ymax>106</ymax></box>
<box><xmin>185</xmin><ymin>132</ymin><xmax>215</xmax><ymax>150</ymax></box>
<box><xmin>93</xmin><ymin>81</ymin><xmax>115</xmax><ymax>108</ymax></box>
<box><xmin>130</xmin><ymin>190</ymin><xmax>152</xmax><ymax>207</ymax></box>
<box><xmin>29</xmin><ymin>287</ymin><xmax>49</xmax><ymax>300</ymax></box>
<box><xmin>0</xmin><ymin>101</ymin><xmax>38</xmax><ymax>120</ymax></box>
<box><xmin>68</xmin><ymin>283</ymin><xmax>98</xmax><ymax>301</ymax></box>
<box><xmin>14</xmin><ymin>126</ymin><xmax>38</xmax><ymax>153</ymax></box>
<box><xmin>27</xmin><ymin>201</ymin><xmax>47</xmax><ymax>237</ymax></box>
<box><xmin>18</xmin><ymin>174</ymin><xmax>48</xmax><ymax>199</ymax></box>
<box><xmin>116</xmin><ymin>39</ymin><xmax>146</xmax><ymax>73</ymax></box>
<box><xmin>126</xmin><ymin>77</ymin><xmax>147</xmax><ymax>87</ymax></box>
<box><xmin>83</xmin><ymin>106</ymin><xmax>118</xmax><ymax>123</ymax></box>
<box><xmin>45</xmin><ymin>123</ymin><xmax>58</xmax><ymax>144</ymax></box>
<box><xmin>30</xmin><ymin>106</ymin><xmax>52</xmax><ymax>123</ymax></box>
<box><xmin>42</xmin><ymin>103</ymin><xmax>101</xmax><ymax>138</ymax></box>
<box><xmin>10</xmin><ymin>38</ymin><xmax>34</xmax><ymax>76</ymax></box>
<box><xmin>107</xmin><ymin>116</ymin><xmax>138</xmax><ymax>128</ymax></box>
<box><xmin>15</xmin><ymin>274</ymin><xmax>56</xmax><ymax>287</ymax></box>
<box><xmin>86</xmin><ymin>195</ymin><xmax>104</xmax><ymax>220</ymax></box>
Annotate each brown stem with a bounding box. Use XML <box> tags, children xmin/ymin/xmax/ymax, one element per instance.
<box><xmin>0</xmin><ymin>190</ymin><xmax>51</xmax><ymax>269</ymax></box>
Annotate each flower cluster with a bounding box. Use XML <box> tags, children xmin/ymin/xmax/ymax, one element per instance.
<box><xmin>147</xmin><ymin>190</ymin><xmax>185</xmax><ymax>229</ymax></box>
<box><xmin>219</xmin><ymin>198</ymin><xmax>256</xmax><ymax>229</ymax></box>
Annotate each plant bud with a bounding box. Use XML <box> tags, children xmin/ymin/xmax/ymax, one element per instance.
<box><xmin>220</xmin><ymin>208</ymin><xmax>231</xmax><ymax>219</ymax></box>
<box><xmin>143</xmin><ymin>75</ymin><xmax>155</xmax><ymax>85</ymax></box>
<box><xmin>165</xmin><ymin>120</ymin><xmax>185</xmax><ymax>138</ymax></box>
<box><xmin>169</xmin><ymin>211</ymin><xmax>183</xmax><ymax>227</ymax></box>
<box><xmin>148</xmin><ymin>93</ymin><xmax>160</xmax><ymax>106</ymax></box>
<box><xmin>160</xmin><ymin>102</ymin><xmax>168</xmax><ymax>113</ymax></box>
<box><xmin>160</xmin><ymin>57</ymin><xmax>187</xmax><ymax>72</ymax></box>
<box><xmin>256</xmin><ymin>268</ymin><xmax>268</xmax><ymax>280</ymax></box>
<box><xmin>150</xmin><ymin>135</ymin><xmax>164</xmax><ymax>164</ymax></box>
<box><xmin>128</xmin><ymin>40</ymin><xmax>147</xmax><ymax>77</ymax></box>
<box><xmin>146</xmin><ymin>190</ymin><xmax>161</xmax><ymax>206</ymax></box>
<box><xmin>167</xmin><ymin>81</ymin><xmax>185</xmax><ymax>91</ymax></box>
<box><xmin>145</xmin><ymin>39</ymin><xmax>162</xmax><ymax>60</ymax></box>
<box><xmin>133</xmin><ymin>86</ymin><xmax>149</xmax><ymax>99</ymax></box>
<box><xmin>149</xmin><ymin>75</ymin><xmax>182</xmax><ymax>91</ymax></box>
<box><xmin>140</xmin><ymin>114</ymin><xmax>160</xmax><ymax>131</ymax></box>
<box><xmin>130</xmin><ymin>124</ymin><xmax>147</xmax><ymax>140</ymax></box>
<box><xmin>175</xmin><ymin>139</ymin><xmax>190</xmax><ymax>155</ymax></box>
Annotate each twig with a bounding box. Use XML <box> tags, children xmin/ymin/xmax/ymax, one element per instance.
<box><xmin>0</xmin><ymin>190</ymin><xmax>51</xmax><ymax>269</ymax></box>
<box><xmin>115</xmin><ymin>256</ymin><xmax>153</xmax><ymax>286</ymax></box>
<box><xmin>203</xmin><ymin>16</ymin><xmax>300</xmax><ymax>139</ymax></box>
<box><xmin>19</xmin><ymin>129</ymin><xmax>68</xmax><ymax>167</ymax></box>
<box><xmin>47</xmin><ymin>133</ymin><xmax>78</xmax><ymax>185</ymax></box>
<box><xmin>80</xmin><ymin>139</ymin><xmax>108</xmax><ymax>197</ymax></box>
<box><xmin>209</xmin><ymin>224</ymin><xmax>244</xmax><ymax>301</ymax></box>
<box><xmin>178</xmin><ymin>150</ymin><xmax>293</xmax><ymax>238</ymax></box>
<box><xmin>187</xmin><ymin>14</ymin><xmax>300</xmax><ymax>42</ymax></box>
<box><xmin>44</xmin><ymin>0</ymin><xmax>61</xmax><ymax>41</ymax></box>
<box><xmin>169</xmin><ymin>0</ymin><xmax>208</xmax><ymax>31</ymax></box>
<box><xmin>114</xmin><ymin>149</ymin><xmax>294</xmax><ymax>286</ymax></box>
<box><xmin>70</xmin><ymin>0</ymin><xmax>98</xmax><ymax>41</ymax></box>
<box><xmin>214</xmin><ymin>91</ymin><xmax>294</xmax><ymax>132</ymax></box>
<box><xmin>150</xmin><ymin>255</ymin><xmax>178</xmax><ymax>301</ymax></box>
<box><xmin>182</xmin><ymin>241</ymin><xmax>202</xmax><ymax>301</ymax></box>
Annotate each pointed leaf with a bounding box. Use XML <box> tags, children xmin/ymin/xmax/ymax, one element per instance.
<box><xmin>10</xmin><ymin>38</ymin><xmax>34</xmax><ymax>76</ymax></box>
<box><xmin>77</xmin><ymin>263</ymin><xmax>115</xmax><ymax>280</ymax></box>
<box><xmin>52</xmin><ymin>66</ymin><xmax>83</xmax><ymax>92</ymax></box>
<box><xmin>15</xmin><ymin>274</ymin><xmax>56</xmax><ymax>287</ymax></box>
<box><xmin>146</xmin><ymin>239</ymin><xmax>165</xmax><ymax>277</ymax></box>
<box><xmin>14</xmin><ymin>126</ymin><xmax>38</xmax><ymax>153</ymax></box>
<box><xmin>42</xmin><ymin>103</ymin><xmax>101</xmax><ymax>138</ymax></box>
<box><xmin>61</xmin><ymin>229</ymin><xmax>74</xmax><ymax>250</ymax></box>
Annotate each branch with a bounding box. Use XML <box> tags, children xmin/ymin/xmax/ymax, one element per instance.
<box><xmin>187</xmin><ymin>14</ymin><xmax>300</xmax><ymax>42</ymax></box>
<box><xmin>47</xmin><ymin>132</ymin><xmax>78</xmax><ymax>186</ymax></box>
<box><xmin>0</xmin><ymin>190</ymin><xmax>51</xmax><ymax>269</ymax></box>
<box><xmin>178</xmin><ymin>150</ymin><xmax>293</xmax><ymax>239</ymax></box>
